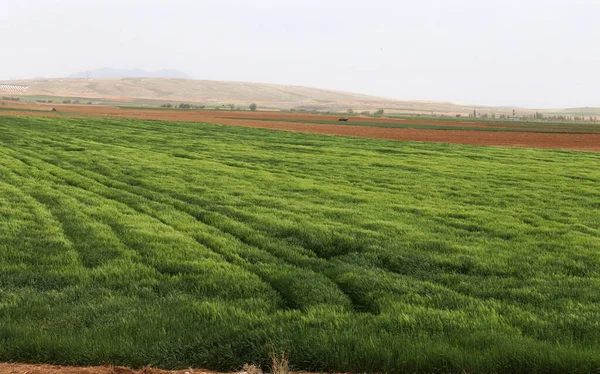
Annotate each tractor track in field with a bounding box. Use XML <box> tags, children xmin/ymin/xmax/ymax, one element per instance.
<box><xmin>1</xmin><ymin>104</ymin><xmax>600</xmax><ymax>151</ymax></box>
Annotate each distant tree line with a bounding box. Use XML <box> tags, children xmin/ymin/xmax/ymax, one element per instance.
<box><xmin>466</xmin><ymin>111</ymin><xmax>597</xmax><ymax>122</ymax></box>
<box><xmin>2</xmin><ymin>96</ymin><xmax>20</xmax><ymax>101</ymax></box>
<box><xmin>158</xmin><ymin>103</ymin><xmax>259</xmax><ymax>111</ymax></box>
<box><xmin>160</xmin><ymin>103</ymin><xmax>207</xmax><ymax>109</ymax></box>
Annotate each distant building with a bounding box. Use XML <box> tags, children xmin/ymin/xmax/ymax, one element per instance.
<box><xmin>0</xmin><ymin>84</ymin><xmax>28</xmax><ymax>92</ymax></box>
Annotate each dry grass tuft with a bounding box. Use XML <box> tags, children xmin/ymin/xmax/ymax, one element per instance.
<box><xmin>242</xmin><ymin>363</ymin><xmax>263</xmax><ymax>374</ymax></box>
<box><xmin>270</xmin><ymin>351</ymin><xmax>289</xmax><ymax>374</ymax></box>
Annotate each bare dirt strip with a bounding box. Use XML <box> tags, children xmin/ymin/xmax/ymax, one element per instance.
<box><xmin>1</xmin><ymin>104</ymin><xmax>600</xmax><ymax>151</ymax></box>
<box><xmin>0</xmin><ymin>363</ymin><xmax>315</xmax><ymax>374</ymax></box>
<box><xmin>0</xmin><ymin>363</ymin><xmax>215</xmax><ymax>374</ymax></box>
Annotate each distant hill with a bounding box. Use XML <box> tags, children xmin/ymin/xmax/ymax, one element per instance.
<box><xmin>0</xmin><ymin>77</ymin><xmax>402</xmax><ymax>110</ymax></box>
<box><xmin>1</xmin><ymin>77</ymin><xmax>592</xmax><ymax>115</ymax></box>
<box><xmin>68</xmin><ymin>68</ymin><xmax>191</xmax><ymax>79</ymax></box>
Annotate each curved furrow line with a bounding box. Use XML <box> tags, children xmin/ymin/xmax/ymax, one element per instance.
<box><xmin>2</xmin><ymin>127</ymin><xmax>505</xmax><ymax>315</ymax></box>
<box><xmin>1</xmin><ymin>144</ymin><xmax>486</xmax><ymax>316</ymax></box>
<box><xmin>3</xmin><ymin>144</ymin><xmax>363</xmax><ymax>311</ymax></box>
<box><xmin>0</xmin><ymin>153</ymin><xmax>143</xmax><ymax>269</ymax></box>
<box><xmin>0</xmin><ymin>146</ymin><xmax>294</xmax><ymax>308</ymax></box>
<box><xmin>0</xmin><ymin>172</ymin><xmax>87</xmax><ymax>290</ymax></box>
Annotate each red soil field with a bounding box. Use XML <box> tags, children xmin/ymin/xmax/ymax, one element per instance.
<box><xmin>2</xmin><ymin>103</ymin><xmax>600</xmax><ymax>151</ymax></box>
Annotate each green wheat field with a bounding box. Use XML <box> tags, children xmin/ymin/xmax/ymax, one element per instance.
<box><xmin>1</xmin><ymin>116</ymin><xmax>599</xmax><ymax>373</ymax></box>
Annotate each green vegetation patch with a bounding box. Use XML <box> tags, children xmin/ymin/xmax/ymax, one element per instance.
<box><xmin>0</xmin><ymin>107</ymin><xmax>56</xmax><ymax>113</ymax></box>
<box><xmin>0</xmin><ymin>116</ymin><xmax>599</xmax><ymax>373</ymax></box>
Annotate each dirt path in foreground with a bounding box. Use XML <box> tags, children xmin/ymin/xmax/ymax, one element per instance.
<box><xmin>1</xmin><ymin>105</ymin><xmax>600</xmax><ymax>152</ymax></box>
<box><xmin>0</xmin><ymin>363</ymin><xmax>314</xmax><ymax>374</ymax></box>
<box><xmin>0</xmin><ymin>363</ymin><xmax>224</xmax><ymax>374</ymax></box>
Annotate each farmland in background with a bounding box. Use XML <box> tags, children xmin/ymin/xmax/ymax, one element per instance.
<box><xmin>226</xmin><ymin>117</ymin><xmax>600</xmax><ymax>134</ymax></box>
<box><xmin>3</xmin><ymin>77</ymin><xmax>600</xmax><ymax>117</ymax></box>
<box><xmin>1</xmin><ymin>116</ymin><xmax>600</xmax><ymax>373</ymax></box>
<box><xmin>1</xmin><ymin>104</ymin><xmax>600</xmax><ymax>151</ymax></box>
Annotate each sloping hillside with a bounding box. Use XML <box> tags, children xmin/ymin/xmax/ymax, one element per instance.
<box><xmin>3</xmin><ymin>78</ymin><xmax>595</xmax><ymax>115</ymax></box>
<box><xmin>1</xmin><ymin>78</ymin><xmax>398</xmax><ymax>110</ymax></box>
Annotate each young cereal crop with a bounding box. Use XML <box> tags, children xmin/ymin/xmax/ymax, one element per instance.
<box><xmin>0</xmin><ymin>116</ymin><xmax>599</xmax><ymax>373</ymax></box>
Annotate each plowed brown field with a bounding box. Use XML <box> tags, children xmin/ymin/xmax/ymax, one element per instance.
<box><xmin>2</xmin><ymin>103</ymin><xmax>599</xmax><ymax>151</ymax></box>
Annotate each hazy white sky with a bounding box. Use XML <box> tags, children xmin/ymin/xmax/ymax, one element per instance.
<box><xmin>1</xmin><ymin>0</ymin><xmax>598</xmax><ymax>108</ymax></box>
